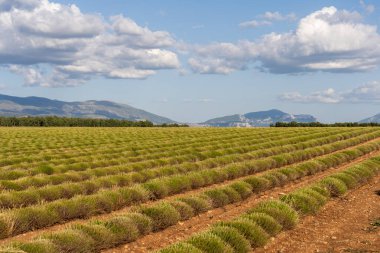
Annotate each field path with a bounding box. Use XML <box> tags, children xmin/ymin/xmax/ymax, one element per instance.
<box><xmin>102</xmin><ymin>150</ymin><xmax>380</xmax><ymax>253</ymax></box>
<box><xmin>254</xmin><ymin>174</ymin><xmax>380</xmax><ymax>253</ymax></box>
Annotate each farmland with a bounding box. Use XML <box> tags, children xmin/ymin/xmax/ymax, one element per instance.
<box><xmin>0</xmin><ymin>127</ymin><xmax>379</xmax><ymax>253</ymax></box>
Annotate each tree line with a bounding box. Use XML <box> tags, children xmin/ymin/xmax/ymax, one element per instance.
<box><xmin>270</xmin><ymin>121</ymin><xmax>380</xmax><ymax>127</ymax></box>
<box><xmin>0</xmin><ymin>116</ymin><xmax>188</xmax><ymax>127</ymax></box>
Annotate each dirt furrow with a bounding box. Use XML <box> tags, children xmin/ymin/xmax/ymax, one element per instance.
<box><xmin>2</xmin><ymin>139</ymin><xmax>380</xmax><ymax>246</ymax></box>
<box><xmin>102</xmin><ymin>151</ymin><xmax>380</xmax><ymax>253</ymax></box>
<box><xmin>254</xmin><ymin>175</ymin><xmax>380</xmax><ymax>253</ymax></box>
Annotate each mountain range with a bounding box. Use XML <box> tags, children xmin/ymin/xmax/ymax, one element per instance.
<box><xmin>0</xmin><ymin>94</ymin><xmax>378</xmax><ymax>125</ymax></box>
<box><xmin>201</xmin><ymin>109</ymin><xmax>317</xmax><ymax>127</ymax></box>
<box><xmin>0</xmin><ymin>94</ymin><xmax>175</xmax><ymax>124</ymax></box>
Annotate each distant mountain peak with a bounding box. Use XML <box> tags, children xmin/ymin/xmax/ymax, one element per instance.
<box><xmin>0</xmin><ymin>94</ymin><xmax>175</xmax><ymax>124</ymax></box>
<box><xmin>359</xmin><ymin>113</ymin><xmax>380</xmax><ymax>123</ymax></box>
<box><xmin>202</xmin><ymin>109</ymin><xmax>317</xmax><ymax>127</ymax></box>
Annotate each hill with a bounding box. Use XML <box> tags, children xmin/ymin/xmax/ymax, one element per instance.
<box><xmin>359</xmin><ymin>113</ymin><xmax>380</xmax><ymax>123</ymax></box>
<box><xmin>0</xmin><ymin>94</ymin><xmax>175</xmax><ymax>124</ymax></box>
<box><xmin>202</xmin><ymin>109</ymin><xmax>317</xmax><ymax>127</ymax></box>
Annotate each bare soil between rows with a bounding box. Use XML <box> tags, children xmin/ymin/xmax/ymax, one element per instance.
<box><xmin>0</xmin><ymin>138</ymin><xmax>380</xmax><ymax>248</ymax></box>
<box><xmin>2</xmin><ymin>138</ymin><xmax>379</xmax><ymax>247</ymax></box>
<box><xmin>102</xmin><ymin>151</ymin><xmax>380</xmax><ymax>253</ymax></box>
<box><xmin>254</xmin><ymin>174</ymin><xmax>380</xmax><ymax>253</ymax></box>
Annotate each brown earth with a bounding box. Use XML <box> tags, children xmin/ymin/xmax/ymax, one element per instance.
<box><xmin>254</xmin><ymin>174</ymin><xmax>380</xmax><ymax>253</ymax></box>
<box><xmin>103</xmin><ymin>152</ymin><xmax>380</xmax><ymax>253</ymax></box>
<box><xmin>2</xmin><ymin>139</ymin><xmax>380</xmax><ymax>248</ymax></box>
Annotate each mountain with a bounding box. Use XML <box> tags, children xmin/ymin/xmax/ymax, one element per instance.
<box><xmin>359</xmin><ymin>113</ymin><xmax>380</xmax><ymax>123</ymax></box>
<box><xmin>0</xmin><ymin>94</ymin><xmax>175</xmax><ymax>124</ymax></box>
<box><xmin>202</xmin><ymin>109</ymin><xmax>317</xmax><ymax>127</ymax></box>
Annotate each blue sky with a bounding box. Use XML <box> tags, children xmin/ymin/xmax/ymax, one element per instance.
<box><xmin>0</xmin><ymin>0</ymin><xmax>380</xmax><ymax>123</ymax></box>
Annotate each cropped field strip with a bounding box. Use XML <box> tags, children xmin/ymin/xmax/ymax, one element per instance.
<box><xmin>0</xmin><ymin>127</ymin><xmax>378</xmax><ymax>253</ymax></box>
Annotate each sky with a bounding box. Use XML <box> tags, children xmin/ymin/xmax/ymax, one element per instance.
<box><xmin>0</xmin><ymin>0</ymin><xmax>380</xmax><ymax>123</ymax></box>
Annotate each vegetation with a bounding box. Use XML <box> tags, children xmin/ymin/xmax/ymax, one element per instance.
<box><xmin>157</xmin><ymin>155</ymin><xmax>380</xmax><ymax>253</ymax></box>
<box><xmin>0</xmin><ymin>116</ymin><xmax>189</xmax><ymax>127</ymax></box>
<box><xmin>271</xmin><ymin>121</ymin><xmax>380</xmax><ymax>127</ymax></box>
<box><xmin>0</xmin><ymin>127</ymin><xmax>379</xmax><ymax>253</ymax></box>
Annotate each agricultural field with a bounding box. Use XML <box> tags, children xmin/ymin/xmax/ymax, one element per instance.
<box><xmin>0</xmin><ymin>127</ymin><xmax>379</xmax><ymax>253</ymax></box>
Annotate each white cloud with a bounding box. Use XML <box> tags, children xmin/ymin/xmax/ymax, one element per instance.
<box><xmin>280</xmin><ymin>81</ymin><xmax>380</xmax><ymax>104</ymax></box>
<box><xmin>0</xmin><ymin>0</ymin><xmax>179</xmax><ymax>87</ymax></box>
<box><xmin>239</xmin><ymin>11</ymin><xmax>296</xmax><ymax>28</ymax></box>
<box><xmin>239</xmin><ymin>20</ymin><xmax>272</xmax><ymax>28</ymax></box>
<box><xmin>188</xmin><ymin>41</ymin><xmax>256</xmax><ymax>74</ymax></box>
<box><xmin>279</xmin><ymin>88</ymin><xmax>342</xmax><ymax>104</ymax></box>
<box><xmin>190</xmin><ymin>6</ymin><xmax>380</xmax><ymax>74</ymax></box>
<box><xmin>343</xmin><ymin>81</ymin><xmax>380</xmax><ymax>103</ymax></box>
<box><xmin>360</xmin><ymin>0</ymin><xmax>375</xmax><ymax>13</ymax></box>
<box><xmin>260</xmin><ymin>11</ymin><xmax>297</xmax><ymax>21</ymax></box>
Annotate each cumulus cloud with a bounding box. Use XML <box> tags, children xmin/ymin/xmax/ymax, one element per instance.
<box><xmin>190</xmin><ymin>6</ymin><xmax>380</xmax><ymax>74</ymax></box>
<box><xmin>280</xmin><ymin>81</ymin><xmax>380</xmax><ymax>104</ymax></box>
<box><xmin>188</xmin><ymin>41</ymin><xmax>257</xmax><ymax>74</ymax></box>
<box><xmin>0</xmin><ymin>0</ymin><xmax>179</xmax><ymax>87</ymax></box>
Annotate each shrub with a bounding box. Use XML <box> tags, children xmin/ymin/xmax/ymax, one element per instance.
<box><xmin>48</xmin><ymin>199</ymin><xmax>90</xmax><ymax>221</ymax></box>
<box><xmin>215</xmin><ymin>218</ymin><xmax>269</xmax><ymax>247</ymax></box>
<box><xmin>222</xmin><ymin>187</ymin><xmax>242</xmax><ymax>203</ymax></box>
<box><xmin>103</xmin><ymin>216</ymin><xmax>139</xmax><ymax>244</ymax></box>
<box><xmin>187</xmin><ymin>173</ymin><xmax>206</xmax><ymax>189</ymax></box>
<box><xmin>139</xmin><ymin>203</ymin><xmax>180</xmax><ymax>231</ymax></box>
<box><xmin>165</xmin><ymin>176</ymin><xmax>192</xmax><ymax>194</ymax></box>
<box><xmin>119</xmin><ymin>185</ymin><xmax>150</xmax><ymax>204</ymax></box>
<box><xmin>35</xmin><ymin>165</ymin><xmax>55</xmax><ymax>175</ymax></box>
<box><xmin>143</xmin><ymin>180</ymin><xmax>169</xmax><ymax>199</ymax></box>
<box><xmin>0</xmin><ymin>215</ymin><xmax>12</xmax><ymax>239</ymax></box>
<box><xmin>178</xmin><ymin>196</ymin><xmax>212</xmax><ymax>215</ymax></box>
<box><xmin>122</xmin><ymin>213</ymin><xmax>153</xmax><ymax>235</ymax></box>
<box><xmin>204</xmin><ymin>189</ymin><xmax>230</xmax><ymax>208</ymax></box>
<box><xmin>208</xmin><ymin>226</ymin><xmax>251</xmax><ymax>253</ymax></box>
<box><xmin>12</xmin><ymin>207</ymin><xmax>59</xmax><ymax>234</ymax></box>
<box><xmin>330</xmin><ymin>173</ymin><xmax>357</xmax><ymax>188</ymax></box>
<box><xmin>243</xmin><ymin>213</ymin><xmax>282</xmax><ymax>236</ymax></box>
<box><xmin>300</xmin><ymin>188</ymin><xmax>329</xmax><ymax>206</ymax></box>
<box><xmin>309</xmin><ymin>185</ymin><xmax>330</xmax><ymax>198</ymax></box>
<box><xmin>0</xmin><ymin>180</ymin><xmax>23</xmax><ymax>191</ymax></box>
<box><xmin>169</xmin><ymin>201</ymin><xmax>195</xmax><ymax>221</ymax></box>
<box><xmin>11</xmin><ymin>239</ymin><xmax>59</xmax><ymax>253</ymax></box>
<box><xmin>43</xmin><ymin>229</ymin><xmax>95</xmax><ymax>253</ymax></box>
<box><xmin>277</xmin><ymin>167</ymin><xmax>300</xmax><ymax>181</ymax></box>
<box><xmin>261</xmin><ymin>174</ymin><xmax>281</xmax><ymax>187</ymax></box>
<box><xmin>243</xmin><ymin>177</ymin><xmax>270</xmax><ymax>193</ymax></box>
<box><xmin>7</xmin><ymin>191</ymin><xmax>41</xmax><ymax>208</ymax></box>
<box><xmin>36</xmin><ymin>186</ymin><xmax>64</xmax><ymax>202</ymax></box>
<box><xmin>158</xmin><ymin>242</ymin><xmax>203</xmax><ymax>253</ymax></box>
<box><xmin>187</xmin><ymin>232</ymin><xmax>234</xmax><ymax>253</ymax></box>
<box><xmin>70</xmin><ymin>223</ymin><xmax>115</xmax><ymax>250</ymax></box>
<box><xmin>250</xmin><ymin>200</ymin><xmax>298</xmax><ymax>229</ymax></box>
<box><xmin>229</xmin><ymin>182</ymin><xmax>252</xmax><ymax>199</ymax></box>
<box><xmin>280</xmin><ymin>192</ymin><xmax>321</xmax><ymax>215</ymax></box>
<box><xmin>319</xmin><ymin>178</ymin><xmax>348</xmax><ymax>197</ymax></box>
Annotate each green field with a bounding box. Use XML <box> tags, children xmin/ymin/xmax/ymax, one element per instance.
<box><xmin>0</xmin><ymin>127</ymin><xmax>379</xmax><ymax>253</ymax></box>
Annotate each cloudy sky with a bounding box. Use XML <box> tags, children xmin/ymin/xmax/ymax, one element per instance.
<box><xmin>1</xmin><ymin>0</ymin><xmax>380</xmax><ymax>123</ymax></box>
